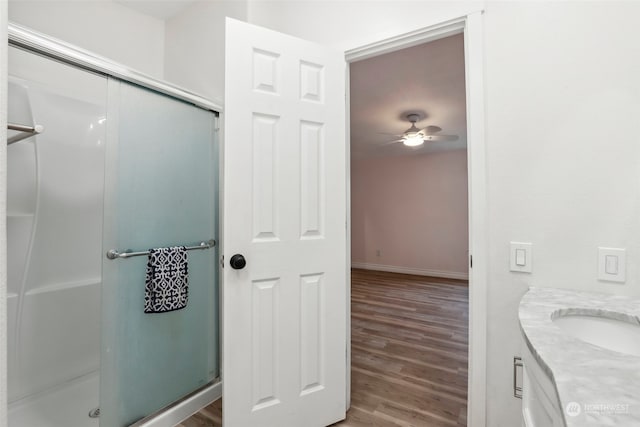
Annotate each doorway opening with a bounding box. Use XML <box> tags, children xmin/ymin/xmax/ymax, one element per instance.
<box><xmin>344</xmin><ymin>33</ymin><xmax>470</xmax><ymax>425</ymax></box>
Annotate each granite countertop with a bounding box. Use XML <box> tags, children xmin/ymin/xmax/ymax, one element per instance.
<box><xmin>519</xmin><ymin>287</ymin><xmax>640</xmax><ymax>427</ymax></box>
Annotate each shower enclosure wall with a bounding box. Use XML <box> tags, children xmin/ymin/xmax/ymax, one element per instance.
<box><xmin>7</xmin><ymin>25</ymin><xmax>221</xmax><ymax>427</ymax></box>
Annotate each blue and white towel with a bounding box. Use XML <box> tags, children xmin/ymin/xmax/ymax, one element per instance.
<box><xmin>144</xmin><ymin>246</ymin><xmax>189</xmax><ymax>313</ymax></box>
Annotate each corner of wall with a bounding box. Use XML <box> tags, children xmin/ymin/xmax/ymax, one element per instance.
<box><xmin>8</xmin><ymin>1</ymin><xmax>166</xmax><ymax>79</ymax></box>
<box><xmin>164</xmin><ymin>0</ymin><xmax>249</xmax><ymax>103</ymax></box>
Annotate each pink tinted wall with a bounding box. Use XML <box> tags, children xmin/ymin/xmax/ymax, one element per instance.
<box><xmin>351</xmin><ymin>149</ymin><xmax>469</xmax><ymax>277</ymax></box>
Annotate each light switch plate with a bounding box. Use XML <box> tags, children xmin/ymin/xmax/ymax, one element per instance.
<box><xmin>598</xmin><ymin>247</ymin><xmax>626</xmax><ymax>283</ymax></box>
<box><xmin>510</xmin><ymin>242</ymin><xmax>532</xmax><ymax>273</ymax></box>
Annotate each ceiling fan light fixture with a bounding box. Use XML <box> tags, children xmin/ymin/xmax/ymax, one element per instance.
<box><xmin>403</xmin><ymin>133</ymin><xmax>424</xmax><ymax>147</ymax></box>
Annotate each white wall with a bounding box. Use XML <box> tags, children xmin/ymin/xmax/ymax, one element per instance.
<box><xmin>248</xmin><ymin>0</ymin><xmax>483</xmax><ymax>51</ymax></box>
<box><xmin>351</xmin><ymin>151</ymin><xmax>469</xmax><ymax>279</ymax></box>
<box><xmin>8</xmin><ymin>0</ymin><xmax>166</xmax><ymax>78</ymax></box>
<box><xmin>484</xmin><ymin>3</ymin><xmax>640</xmax><ymax>425</ymax></box>
<box><xmin>248</xmin><ymin>1</ymin><xmax>640</xmax><ymax>426</ymax></box>
<box><xmin>164</xmin><ymin>1</ymin><xmax>248</xmax><ymax>103</ymax></box>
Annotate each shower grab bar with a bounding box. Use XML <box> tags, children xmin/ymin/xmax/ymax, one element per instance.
<box><xmin>7</xmin><ymin>122</ymin><xmax>44</xmax><ymax>145</ymax></box>
<box><xmin>106</xmin><ymin>239</ymin><xmax>216</xmax><ymax>260</ymax></box>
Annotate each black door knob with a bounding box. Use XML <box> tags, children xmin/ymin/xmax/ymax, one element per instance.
<box><xmin>229</xmin><ymin>254</ymin><xmax>246</xmax><ymax>270</ymax></box>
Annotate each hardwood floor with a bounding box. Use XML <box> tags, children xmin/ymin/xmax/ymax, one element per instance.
<box><xmin>178</xmin><ymin>269</ymin><xmax>469</xmax><ymax>427</ymax></box>
<box><xmin>335</xmin><ymin>269</ymin><xmax>468</xmax><ymax>427</ymax></box>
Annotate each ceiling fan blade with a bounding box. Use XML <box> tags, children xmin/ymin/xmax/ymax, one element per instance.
<box><xmin>377</xmin><ymin>132</ymin><xmax>404</xmax><ymax>137</ymax></box>
<box><xmin>422</xmin><ymin>125</ymin><xmax>442</xmax><ymax>134</ymax></box>
<box><xmin>423</xmin><ymin>134</ymin><xmax>459</xmax><ymax>142</ymax></box>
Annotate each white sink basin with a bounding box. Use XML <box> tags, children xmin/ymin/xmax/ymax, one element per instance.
<box><xmin>552</xmin><ymin>314</ymin><xmax>640</xmax><ymax>356</ymax></box>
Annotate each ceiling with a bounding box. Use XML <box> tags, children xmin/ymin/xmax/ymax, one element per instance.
<box><xmin>350</xmin><ymin>33</ymin><xmax>467</xmax><ymax>158</ymax></box>
<box><xmin>114</xmin><ymin>0</ymin><xmax>196</xmax><ymax>19</ymax></box>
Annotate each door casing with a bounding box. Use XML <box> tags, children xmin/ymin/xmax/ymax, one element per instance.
<box><xmin>344</xmin><ymin>11</ymin><xmax>487</xmax><ymax>427</ymax></box>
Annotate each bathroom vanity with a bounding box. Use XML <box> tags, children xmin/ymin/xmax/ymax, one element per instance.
<box><xmin>518</xmin><ymin>287</ymin><xmax>640</xmax><ymax>427</ymax></box>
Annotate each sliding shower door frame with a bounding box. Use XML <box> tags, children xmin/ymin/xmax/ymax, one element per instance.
<box><xmin>6</xmin><ymin>22</ymin><xmax>224</xmax><ymax>427</ymax></box>
<box><xmin>8</xmin><ymin>23</ymin><xmax>222</xmax><ymax>114</ymax></box>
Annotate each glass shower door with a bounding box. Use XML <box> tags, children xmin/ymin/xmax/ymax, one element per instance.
<box><xmin>100</xmin><ymin>80</ymin><xmax>219</xmax><ymax>426</ymax></box>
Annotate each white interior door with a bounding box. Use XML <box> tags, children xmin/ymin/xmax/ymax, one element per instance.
<box><xmin>223</xmin><ymin>18</ymin><xmax>347</xmax><ymax>427</ymax></box>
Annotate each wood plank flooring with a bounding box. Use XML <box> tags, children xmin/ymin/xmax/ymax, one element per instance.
<box><xmin>178</xmin><ymin>269</ymin><xmax>468</xmax><ymax>427</ymax></box>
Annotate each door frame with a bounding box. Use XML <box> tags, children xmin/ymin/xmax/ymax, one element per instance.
<box><xmin>344</xmin><ymin>11</ymin><xmax>487</xmax><ymax>427</ymax></box>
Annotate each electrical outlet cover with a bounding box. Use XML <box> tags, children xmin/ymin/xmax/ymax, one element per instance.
<box><xmin>510</xmin><ymin>242</ymin><xmax>532</xmax><ymax>273</ymax></box>
<box><xmin>598</xmin><ymin>247</ymin><xmax>626</xmax><ymax>283</ymax></box>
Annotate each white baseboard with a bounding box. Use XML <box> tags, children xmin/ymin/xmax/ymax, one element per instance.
<box><xmin>351</xmin><ymin>262</ymin><xmax>469</xmax><ymax>280</ymax></box>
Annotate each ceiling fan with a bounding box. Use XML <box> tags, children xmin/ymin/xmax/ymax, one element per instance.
<box><xmin>384</xmin><ymin>113</ymin><xmax>459</xmax><ymax>147</ymax></box>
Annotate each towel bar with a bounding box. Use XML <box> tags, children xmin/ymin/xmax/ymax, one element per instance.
<box><xmin>106</xmin><ymin>239</ymin><xmax>216</xmax><ymax>260</ymax></box>
<box><xmin>7</xmin><ymin>122</ymin><xmax>44</xmax><ymax>145</ymax></box>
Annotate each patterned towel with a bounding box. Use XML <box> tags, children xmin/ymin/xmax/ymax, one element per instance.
<box><xmin>144</xmin><ymin>246</ymin><xmax>189</xmax><ymax>313</ymax></box>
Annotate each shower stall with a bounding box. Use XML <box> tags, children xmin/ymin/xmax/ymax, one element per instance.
<box><xmin>6</xmin><ymin>24</ymin><xmax>221</xmax><ymax>427</ymax></box>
